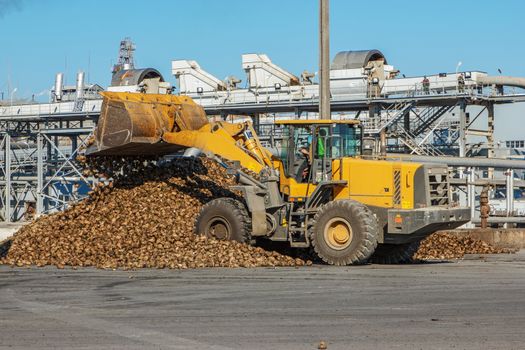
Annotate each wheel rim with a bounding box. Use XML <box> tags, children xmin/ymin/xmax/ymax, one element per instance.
<box><xmin>323</xmin><ymin>217</ymin><xmax>353</xmax><ymax>250</ymax></box>
<box><xmin>205</xmin><ymin>216</ymin><xmax>231</xmax><ymax>240</ymax></box>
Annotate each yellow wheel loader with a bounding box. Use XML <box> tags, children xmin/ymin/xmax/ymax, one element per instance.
<box><xmin>88</xmin><ymin>92</ymin><xmax>470</xmax><ymax>265</ymax></box>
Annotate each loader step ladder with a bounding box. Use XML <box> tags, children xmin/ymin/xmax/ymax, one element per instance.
<box><xmin>287</xmin><ymin>180</ymin><xmax>347</xmax><ymax>248</ymax></box>
<box><xmin>288</xmin><ymin>202</ymin><xmax>310</xmax><ymax>248</ymax></box>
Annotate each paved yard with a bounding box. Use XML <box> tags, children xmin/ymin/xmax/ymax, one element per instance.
<box><xmin>1</xmin><ymin>253</ymin><xmax>524</xmax><ymax>349</ymax></box>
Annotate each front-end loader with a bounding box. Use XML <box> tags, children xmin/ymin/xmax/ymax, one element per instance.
<box><xmin>88</xmin><ymin>91</ymin><xmax>470</xmax><ymax>265</ymax></box>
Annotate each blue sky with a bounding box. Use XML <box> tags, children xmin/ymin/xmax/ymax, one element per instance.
<box><xmin>1</xmin><ymin>0</ymin><xmax>524</xmax><ymax>100</ymax></box>
<box><xmin>0</xmin><ymin>0</ymin><xmax>524</xmax><ymax>142</ymax></box>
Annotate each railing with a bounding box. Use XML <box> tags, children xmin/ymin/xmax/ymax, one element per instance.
<box><xmin>2</xmin><ymin>80</ymin><xmax>524</xmax><ymax>120</ymax></box>
<box><xmin>0</xmin><ymin>99</ymin><xmax>102</xmax><ymax>118</ymax></box>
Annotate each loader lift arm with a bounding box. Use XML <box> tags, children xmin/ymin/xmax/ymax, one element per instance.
<box><xmin>89</xmin><ymin>91</ymin><xmax>273</xmax><ymax>174</ymax></box>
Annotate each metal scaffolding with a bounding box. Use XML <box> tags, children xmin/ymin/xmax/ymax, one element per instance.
<box><xmin>0</xmin><ymin>112</ymin><xmax>96</xmax><ymax>222</ymax></box>
<box><xmin>2</xmin><ymin>43</ymin><xmax>525</xmax><ymax>227</ymax></box>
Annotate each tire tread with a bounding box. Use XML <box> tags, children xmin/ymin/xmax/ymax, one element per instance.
<box><xmin>310</xmin><ymin>199</ymin><xmax>379</xmax><ymax>265</ymax></box>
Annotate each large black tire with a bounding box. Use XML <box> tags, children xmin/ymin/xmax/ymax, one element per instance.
<box><xmin>310</xmin><ymin>200</ymin><xmax>379</xmax><ymax>265</ymax></box>
<box><xmin>369</xmin><ymin>241</ymin><xmax>421</xmax><ymax>264</ymax></box>
<box><xmin>194</xmin><ymin>198</ymin><xmax>251</xmax><ymax>243</ymax></box>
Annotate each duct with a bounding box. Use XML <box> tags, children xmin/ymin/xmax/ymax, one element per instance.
<box><xmin>331</xmin><ymin>50</ymin><xmax>387</xmax><ymax>70</ymax></box>
<box><xmin>76</xmin><ymin>71</ymin><xmax>85</xmax><ymax>99</ymax></box>
<box><xmin>387</xmin><ymin>154</ymin><xmax>525</xmax><ymax>169</ymax></box>
<box><xmin>476</xmin><ymin>76</ymin><xmax>525</xmax><ymax>89</ymax></box>
<box><xmin>54</xmin><ymin>73</ymin><xmax>64</xmax><ymax>102</ymax></box>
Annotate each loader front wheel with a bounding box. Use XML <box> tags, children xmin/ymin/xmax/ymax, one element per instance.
<box><xmin>195</xmin><ymin>198</ymin><xmax>251</xmax><ymax>243</ymax></box>
<box><xmin>311</xmin><ymin>200</ymin><xmax>379</xmax><ymax>265</ymax></box>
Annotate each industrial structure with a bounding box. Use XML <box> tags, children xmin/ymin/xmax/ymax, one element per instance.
<box><xmin>1</xmin><ymin>38</ymin><xmax>525</xmax><ymax>226</ymax></box>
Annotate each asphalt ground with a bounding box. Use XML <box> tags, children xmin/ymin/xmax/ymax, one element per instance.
<box><xmin>1</xmin><ymin>252</ymin><xmax>524</xmax><ymax>350</ymax></box>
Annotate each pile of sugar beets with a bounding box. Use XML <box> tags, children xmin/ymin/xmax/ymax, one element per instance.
<box><xmin>2</xmin><ymin>156</ymin><xmax>308</xmax><ymax>269</ymax></box>
<box><xmin>1</xmin><ymin>155</ymin><xmax>513</xmax><ymax>269</ymax></box>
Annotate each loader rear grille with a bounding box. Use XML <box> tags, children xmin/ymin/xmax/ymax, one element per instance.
<box><xmin>428</xmin><ymin>170</ymin><xmax>450</xmax><ymax>206</ymax></box>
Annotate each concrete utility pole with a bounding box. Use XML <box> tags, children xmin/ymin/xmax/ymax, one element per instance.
<box><xmin>319</xmin><ymin>0</ymin><xmax>330</xmax><ymax>119</ymax></box>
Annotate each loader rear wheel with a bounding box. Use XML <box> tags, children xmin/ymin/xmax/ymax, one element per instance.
<box><xmin>369</xmin><ymin>241</ymin><xmax>421</xmax><ymax>264</ymax></box>
<box><xmin>310</xmin><ymin>200</ymin><xmax>379</xmax><ymax>265</ymax></box>
<box><xmin>195</xmin><ymin>198</ymin><xmax>251</xmax><ymax>243</ymax></box>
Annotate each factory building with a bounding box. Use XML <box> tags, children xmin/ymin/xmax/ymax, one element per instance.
<box><xmin>1</xmin><ymin>38</ymin><xmax>525</xmax><ymax>227</ymax></box>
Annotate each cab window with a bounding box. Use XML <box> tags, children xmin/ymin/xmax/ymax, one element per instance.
<box><xmin>335</xmin><ymin>124</ymin><xmax>361</xmax><ymax>157</ymax></box>
<box><xmin>279</xmin><ymin>125</ymin><xmax>311</xmax><ymax>179</ymax></box>
<box><xmin>313</xmin><ymin>124</ymin><xmax>361</xmax><ymax>159</ymax></box>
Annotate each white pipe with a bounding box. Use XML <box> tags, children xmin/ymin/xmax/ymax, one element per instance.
<box><xmin>476</xmin><ymin>76</ymin><xmax>525</xmax><ymax>89</ymax></box>
<box><xmin>76</xmin><ymin>71</ymin><xmax>85</xmax><ymax>99</ymax></box>
<box><xmin>54</xmin><ymin>73</ymin><xmax>64</xmax><ymax>101</ymax></box>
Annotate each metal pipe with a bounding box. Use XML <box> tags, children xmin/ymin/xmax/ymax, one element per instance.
<box><xmin>449</xmin><ymin>178</ymin><xmax>525</xmax><ymax>187</ymax></box>
<box><xmin>319</xmin><ymin>0</ymin><xmax>330</xmax><ymax>119</ymax></box>
<box><xmin>471</xmin><ymin>217</ymin><xmax>525</xmax><ymax>224</ymax></box>
<box><xmin>37</xmin><ymin>133</ymin><xmax>43</xmax><ymax>216</ymax></box>
<box><xmin>4</xmin><ymin>134</ymin><xmax>11</xmax><ymax>222</ymax></box>
<box><xmin>388</xmin><ymin>154</ymin><xmax>525</xmax><ymax>169</ymax></box>
<box><xmin>0</xmin><ymin>176</ymin><xmax>86</xmax><ymax>183</ymax></box>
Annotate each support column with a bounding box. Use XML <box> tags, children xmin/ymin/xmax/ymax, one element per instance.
<box><xmin>319</xmin><ymin>0</ymin><xmax>331</xmax><ymax>119</ymax></box>
<box><xmin>505</xmin><ymin>168</ymin><xmax>514</xmax><ymax>228</ymax></box>
<box><xmin>71</xmin><ymin>135</ymin><xmax>78</xmax><ymax>158</ymax></box>
<box><xmin>458</xmin><ymin>99</ymin><xmax>467</xmax><ymax>158</ymax></box>
<box><xmin>4</xmin><ymin>133</ymin><xmax>11</xmax><ymax>222</ymax></box>
<box><xmin>487</xmin><ymin>102</ymin><xmax>495</xmax><ymax>179</ymax></box>
<box><xmin>457</xmin><ymin>100</ymin><xmax>467</xmax><ymax>209</ymax></box>
<box><xmin>404</xmin><ymin>111</ymin><xmax>410</xmax><ymax>133</ymax></box>
<box><xmin>380</xmin><ymin>130</ymin><xmax>387</xmax><ymax>158</ymax></box>
<box><xmin>506</xmin><ymin>169</ymin><xmax>514</xmax><ymax>216</ymax></box>
<box><xmin>36</xmin><ymin>132</ymin><xmax>44</xmax><ymax>216</ymax></box>
<box><xmin>467</xmin><ymin>167</ymin><xmax>476</xmax><ymax>228</ymax></box>
<box><xmin>369</xmin><ymin>104</ymin><xmax>383</xmax><ymax>156</ymax></box>
<box><xmin>251</xmin><ymin>114</ymin><xmax>260</xmax><ymax>135</ymax></box>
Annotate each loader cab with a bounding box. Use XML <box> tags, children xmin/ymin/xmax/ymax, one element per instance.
<box><xmin>275</xmin><ymin>120</ymin><xmax>362</xmax><ymax>183</ymax></box>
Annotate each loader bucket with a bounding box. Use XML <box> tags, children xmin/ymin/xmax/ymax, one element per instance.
<box><xmin>87</xmin><ymin>91</ymin><xmax>209</xmax><ymax>156</ymax></box>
